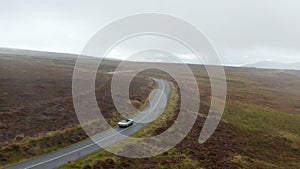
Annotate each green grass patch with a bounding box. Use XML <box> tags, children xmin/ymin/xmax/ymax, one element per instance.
<box><xmin>59</xmin><ymin>81</ymin><xmax>187</xmax><ymax>169</ymax></box>
<box><xmin>0</xmin><ymin>125</ymin><xmax>87</xmax><ymax>168</ymax></box>
<box><xmin>223</xmin><ymin>100</ymin><xmax>300</xmax><ymax>168</ymax></box>
<box><xmin>132</xmin><ymin>81</ymin><xmax>178</xmax><ymax>138</ymax></box>
<box><xmin>223</xmin><ymin>100</ymin><xmax>300</xmax><ymax>136</ymax></box>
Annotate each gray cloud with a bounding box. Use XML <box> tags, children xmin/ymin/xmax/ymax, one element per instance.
<box><xmin>0</xmin><ymin>0</ymin><xmax>300</xmax><ymax>65</ymax></box>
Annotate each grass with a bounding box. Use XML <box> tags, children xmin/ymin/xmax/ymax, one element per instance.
<box><xmin>0</xmin><ymin>75</ymin><xmax>154</xmax><ymax>168</ymax></box>
<box><xmin>221</xmin><ymin>100</ymin><xmax>300</xmax><ymax>168</ymax></box>
<box><xmin>130</xmin><ymin>78</ymin><xmax>157</xmax><ymax>118</ymax></box>
<box><xmin>1</xmin><ymin>99</ymin><xmax>161</xmax><ymax>168</ymax></box>
<box><xmin>60</xmin><ymin>67</ymin><xmax>300</xmax><ymax>169</ymax></box>
<box><xmin>59</xmin><ymin>148</ymin><xmax>201</xmax><ymax>169</ymax></box>
<box><xmin>58</xmin><ymin>81</ymin><xmax>192</xmax><ymax>169</ymax></box>
<box><xmin>131</xmin><ymin>81</ymin><xmax>177</xmax><ymax>138</ymax></box>
<box><xmin>0</xmin><ymin>124</ymin><xmax>87</xmax><ymax>167</ymax></box>
<box><xmin>2</xmin><ymin>56</ymin><xmax>300</xmax><ymax>168</ymax></box>
<box><xmin>223</xmin><ymin>100</ymin><xmax>300</xmax><ymax>137</ymax></box>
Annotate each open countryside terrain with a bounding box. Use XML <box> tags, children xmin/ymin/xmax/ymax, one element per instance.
<box><xmin>0</xmin><ymin>53</ymin><xmax>300</xmax><ymax>168</ymax></box>
<box><xmin>0</xmin><ymin>54</ymin><xmax>154</xmax><ymax>167</ymax></box>
<box><xmin>62</xmin><ymin>64</ymin><xmax>300</xmax><ymax>168</ymax></box>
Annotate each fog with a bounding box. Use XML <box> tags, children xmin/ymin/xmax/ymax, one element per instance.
<box><xmin>1</xmin><ymin>0</ymin><xmax>300</xmax><ymax>65</ymax></box>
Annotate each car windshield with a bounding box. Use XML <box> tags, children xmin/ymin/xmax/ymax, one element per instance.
<box><xmin>120</xmin><ymin>120</ymin><xmax>128</xmax><ymax>122</ymax></box>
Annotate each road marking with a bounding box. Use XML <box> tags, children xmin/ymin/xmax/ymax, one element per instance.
<box><xmin>135</xmin><ymin>80</ymin><xmax>167</xmax><ymax>123</ymax></box>
<box><xmin>24</xmin><ymin>79</ymin><xmax>168</xmax><ymax>169</ymax></box>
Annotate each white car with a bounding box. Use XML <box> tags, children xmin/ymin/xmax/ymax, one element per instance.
<box><xmin>118</xmin><ymin>119</ymin><xmax>133</xmax><ymax>128</ymax></box>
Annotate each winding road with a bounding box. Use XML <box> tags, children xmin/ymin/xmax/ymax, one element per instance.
<box><xmin>4</xmin><ymin>79</ymin><xmax>170</xmax><ymax>169</ymax></box>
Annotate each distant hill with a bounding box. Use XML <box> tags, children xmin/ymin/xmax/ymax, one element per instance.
<box><xmin>244</xmin><ymin>61</ymin><xmax>300</xmax><ymax>70</ymax></box>
<box><xmin>0</xmin><ymin>47</ymin><xmax>124</xmax><ymax>62</ymax></box>
<box><xmin>0</xmin><ymin>47</ymin><xmax>78</xmax><ymax>58</ymax></box>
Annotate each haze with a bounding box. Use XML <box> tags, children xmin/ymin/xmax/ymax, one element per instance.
<box><xmin>1</xmin><ymin>0</ymin><xmax>300</xmax><ymax>66</ymax></box>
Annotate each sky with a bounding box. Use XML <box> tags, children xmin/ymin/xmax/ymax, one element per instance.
<box><xmin>1</xmin><ymin>0</ymin><xmax>300</xmax><ymax>65</ymax></box>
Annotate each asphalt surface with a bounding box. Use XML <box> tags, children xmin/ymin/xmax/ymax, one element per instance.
<box><xmin>4</xmin><ymin>79</ymin><xmax>170</xmax><ymax>169</ymax></box>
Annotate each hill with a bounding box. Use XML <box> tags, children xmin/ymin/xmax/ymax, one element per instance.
<box><xmin>244</xmin><ymin>60</ymin><xmax>300</xmax><ymax>70</ymax></box>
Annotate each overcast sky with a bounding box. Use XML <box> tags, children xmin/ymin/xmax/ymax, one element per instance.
<box><xmin>1</xmin><ymin>0</ymin><xmax>300</xmax><ymax>65</ymax></box>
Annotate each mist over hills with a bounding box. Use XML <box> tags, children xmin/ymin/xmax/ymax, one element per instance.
<box><xmin>245</xmin><ymin>60</ymin><xmax>300</xmax><ymax>70</ymax></box>
<box><xmin>0</xmin><ymin>47</ymin><xmax>78</xmax><ymax>58</ymax></box>
<box><xmin>1</xmin><ymin>47</ymin><xmax>300</xmax><ymax>71</ymax></box>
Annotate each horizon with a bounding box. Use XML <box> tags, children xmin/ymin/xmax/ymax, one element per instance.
<box><xmin>1</xmin><ymin>47</ymin><xmax>300</xmax><ymax>71</ymax></box>
<box><xmin>1</xmin><ymin>2</ymin><xmax>300</xmax><ymax>168</ymax></box>
<box><xmin>1</xmin><ymin>1</ymin><xmax>300</xmax><ymax>66</ymax></box>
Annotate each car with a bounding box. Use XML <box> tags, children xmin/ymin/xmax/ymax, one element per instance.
<box><xmin>118</xmin><ymin>119</ymin><xmax>134</xmax><ymax>128</ymax></box>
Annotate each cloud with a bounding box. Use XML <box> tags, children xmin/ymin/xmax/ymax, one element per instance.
<box><xmin>1</xmin><ymin>0</ymin><xmax>300</xmax><ymax>65</ymax></box>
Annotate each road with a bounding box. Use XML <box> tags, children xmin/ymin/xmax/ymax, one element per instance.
<box><xmin>4</xmin><ymin>79</ymin><xmax>170</xmax><ymax>169</ymax></box>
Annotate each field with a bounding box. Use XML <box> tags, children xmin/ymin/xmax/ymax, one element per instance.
<box><xmin>0</xmin><ymin>55</ymin><xmax>154</xmax><ymax>166</ymax></box>
<box><xmin>1</xmin><ymin>54</ymin><xmax>300</xmax><ymax>168</ymax></box>
<box><xmin>62</xmin><ymin>64</ymin><xmax>300</xmax><ymax>169</ymax></box>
